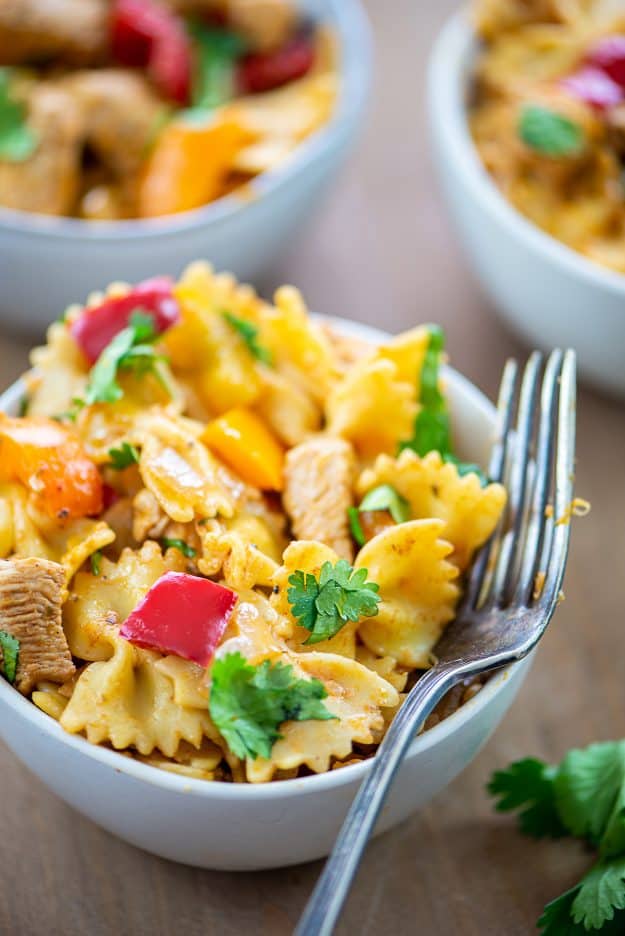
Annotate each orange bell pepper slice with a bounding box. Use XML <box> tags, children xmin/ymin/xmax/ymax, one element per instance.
<box><xmin>201</xmin><ymin>408</ymin><xmax>284</xmax><ymax>491</ymax></box>
<box><xmin>0</xmin><ymin>415</ymin><xmax>103</xmax><ymax>520</ymax></box>
<box><xmin>139</xmin><ymin>116</ymin><xmax>249</xmax><ymax>217</ymax></box>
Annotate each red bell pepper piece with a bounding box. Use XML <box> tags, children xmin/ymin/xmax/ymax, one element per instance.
<box><xmin>110</xmin><ymin>0</ymin><xmax>192</xmax><ymax>104</ymax></box>
<box><xmin>120</xmin><ymin>571</ymin><xmax>237</xmax><ymax>667</ymax></box>
<box><xmin>238</xmin><ymin>34</ymin><xmax>315</xmax><ymax>94</ymax></box>
<box><xmin>587</xmin><ymin>35</ymin><xmax>625</xmax><ymax>89</ymax></box>
<box><xmin>561</xmin><ymin>66</ymin><xmax>624</xmax><ymax>111</ymax></box>
<box><xmin>70</xmin><ymin>276</ymin><xmax>181</xmax><ymax>364</ymax></box>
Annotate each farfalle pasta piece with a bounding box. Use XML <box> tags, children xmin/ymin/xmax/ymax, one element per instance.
<box><xmin>138</xmin><ymin>410</ymin><xmax>234</xmax><ymax>523</ymax></box>
<box><xmin>27</xmin><ymin>321</ymin><xmax>89</xmax><ymax>420</ymax></box>
<box><xmin>355</xmin><ymin>519</ymin><xmax>460</xmax><ymax>668</ymax></box>
<box><xmin>136</xmin><ymin>739</ymin><xmax>224</xmax><ymax>781</ymax></box>
<box><xmin>197</xmin><ymin>518</ymin><xmax>279</xmax><ymax>590</ymax></box>
<box><xmin>254</xmin><ymin>366</ymin><xmax>321</xmax><ymax>446</ymax></box>
<box><xmin>356</xmin><ymin>449</ymin><xmax>506</xmax><ymax>570</ymax></box>
<box><xmin>61</xmin><ymin>632</ymin><xmax>218</xmax><ymax>757</ymax></box>
<box><xmin>376</xmin><ymin>325</ymin><xmax>430</xmax><ymax>387</ymax></box>
<box><xmin>60</xmin><ymin>520</ymin><xmax>116</xmax><ymax>585</ymax></box>
<box><xmin>0</xmin><ymin>483</ymin><xmax>53</xmax><ymax>561</ymax></box>
<box><xmin>326</xmin><ymin>357</ymin><xmax>417</xmax><ymax>459</ymax></box>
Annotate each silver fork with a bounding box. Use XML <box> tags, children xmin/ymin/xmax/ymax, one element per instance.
<box><xmin>296</xmin><ymin>349</ymin><xmax>576</xmax><ymax>936</ymax></box>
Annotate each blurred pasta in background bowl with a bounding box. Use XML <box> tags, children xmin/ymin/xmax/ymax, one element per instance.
<box><xmin>429</xmin><ymin>0</ymin><xmax>625</xmax><ymax>397</ymax></box>
<box><xmin>0</xmin><ymin>263</ymin><xmax>534</xmax><ymax>869</ymax></box>
<box><xmin>0</xmin><ymin>0</ymin><xmax>372</xmax><ymax>330</ymax></box>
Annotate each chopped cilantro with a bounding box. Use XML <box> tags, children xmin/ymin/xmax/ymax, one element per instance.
<box><xmin>161</xmin><ymin>537</ymin><xmax>197</xmax><ymax>559</ymax></box>
<box><xmin>518</xmin><ymin>105</ymin><xmax>585</xmax><ymax>158</ymax></box>
<box><xmin>18</xmin><ymin>395</ymin><xmax>28</xmax><ymax>417</ymax></box>
<box><xmin>108</xmin><ymin>442</ymin><xmax>140</xmax><ymax>470</ymax></box>
<box><xmin>0</xmin><ymin>630</ymin><xmax>19</xmax><ymax>684</ymax></box>
<box><xmin>187</xmin><ymin>22</ymin><xmax>246</xmax><ymax>116</ymax></box>
<box><xmin>222</xmin><ymin>310</ymin><xmax>273</xmax><ymax>365</ymax></box>
<box><xmin>209</xmin><ymin>651</ymin><xmax>336</xmax><ymax>760</ymax></box>
<box><xmin>287</xmin><ymin>559</ymin><xmax>380</xmax><ymax>644</ymax></box>
<box><xmin>0</xmin><ymin>68</ymin><xmax>38</xmax><ymax>162</ymax></box>
<box><xmin>348</xmin><ymin>506</ymin><xmax>366</xmax><ymax>548</ymax></box>
<box><xmin>359</xmin><ymin>484</ymin><xmax>410</xmax><ymax>524</ymax></box>
<box><xmin>84</xmin><ymin>311</ymin><xmax>166</xmax><ymax>406</ymax></box>
<box><xmin>90</xmin><ymin>551</ymin><xmax>102</xmax><ymax>577</ymax></box>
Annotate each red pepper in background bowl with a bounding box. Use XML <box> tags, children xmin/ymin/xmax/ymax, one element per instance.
<box><xmin>238</xmin><ymin>33</ymin><xmax>315</xmax><ymax>94</ymax></box>
<box><xmin>120</xmin><ymin>571</ymin><xmax>238</xmax><ymax>667</ymax></box>
<box><xmin>587</xmin><ymin>35</ymin><xmax>625</xmax><ymax>89</ymax></box>
<box><xmin>69</xmin><ymin>276</ymin><xmax>180</xmax><ymax>364</ymax></box>
<box><xmin>561</xmin><ymin>66</ymin><xmax>624</xmax><ymax>111</ymax></box>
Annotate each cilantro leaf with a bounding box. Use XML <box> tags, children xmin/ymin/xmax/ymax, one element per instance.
<box><xmin>0</xmin><ymin>69</ymin><xmax>38</xmax><ymax>162</ymax></box>
<box><xmin>0</xmin><ymin>630</ymin><xmax>19</xmax><ymax>684</ymax></box>
<box><xmin>554</xmin><ymin>742</ymin><xmax>625</xmax><ymax>847</ymax></box>
<box><xmin>348</xmin><ymin>506</ymin><xmax>366</xmax><ymax>548</ymax></box>
<box><xmin>209</xmin><ymin>652</ymin><xmax>336</xmax><ymax>760</ymax></box>
<box><xmin>287</xmin><ymin>559</ymin><xmax>380</xmax><ymax>644</ymax></box>
<box><xmin>518</xmin><ymin>105</ymin><xmax>585</xmax><ymax>158</ymax></box>
<box><xmin>571</xmin><ymin>858</ymin><xmax>625</xmax><ymax>930</ymax></box>
<box><xmin>188</xmin><ymin>22</ymin><xmax>246</xmax><ymax>115</ymax></box>
<box><xmin>222</xmin><ymin>310</ymin><xmax>273</xmax><ymax>365</ymax></box>
<box><xmin>538</xmin><ymin>888</ymin><xmax>585</xmax><ymax>936</ymax></box>
<box><xmin>90</xmin><ymin>551</ymin><xmax>102</xmax><ymax>577</ymax></box>
<box><xmin>359</xmin><ymin>484</ymin><xmax>410</xmax><ymax>524</ymax></box>
<box><xmin>84</xmin><ymin>310</ymin><xmax>164</xmax><ymax>406</ymax></box>
<box><xmin>108</xmin><ymin>441</ymin><xmax>140</xmax><ymax>470</ymax></box>
<box><xmin>488</xmin><ymin>757</ymin><xmax>566</xmax><ymax>838</ymax></box>
<box><xmin>161</xmin><ymin>537</ymin><xmax>197</xmax><ymax>559</ymax></box>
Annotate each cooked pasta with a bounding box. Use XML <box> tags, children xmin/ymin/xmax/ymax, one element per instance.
<box><xmin>0</xmin><ymin>263</ymin><xmax>506</xmax><ymax>783</ymax></box>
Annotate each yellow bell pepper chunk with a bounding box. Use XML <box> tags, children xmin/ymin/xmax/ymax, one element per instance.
<box><xmin>139</xmin><ymin>115</ymin><xmax>249</xmax><ymax>218</ymax></box>
<box><xmin>201</xmin><ymin>408</ymin><xmax>284</xmax><ymax>492</ymax></box>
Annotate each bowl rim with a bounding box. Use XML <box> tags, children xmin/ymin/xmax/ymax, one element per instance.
<box><xmin>428</xmin><ymin>7</ymin><xmax>625</xmax><ymax>296</ymax></box>
<box><xmin>0</xmin><ymin>313</ymin><xmax>526</xmax><ymax>800</ymax></box>
<box><xmin>0</xmin><ymin>0</ymin><xmax>372</xmax><ymax>242</ymax></box>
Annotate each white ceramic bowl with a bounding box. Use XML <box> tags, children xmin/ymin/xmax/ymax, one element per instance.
<box><xmin>0</xmin><ymin>317</ymin><xmax>533</xmax><ymax>870</ymax></box>
<box><xmin>428</xmin><ymin>10</ymin><xmax>625</xmax><ymax>398</ymax></box>
<box><xmin>0</xmin><ymin>0</ymin><xmax>371</xmax><ymax>335</ymax></box>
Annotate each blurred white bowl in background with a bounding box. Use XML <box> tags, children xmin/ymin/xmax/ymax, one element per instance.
<box><xmin>0</xmin><ymin>0</ymin><xmax>372</xmax><ymax>335</ymax></box>
<box><xmin>428</xmin><ymin>10</ymin><xmax>625</xmax><ymax>398</ymax></box>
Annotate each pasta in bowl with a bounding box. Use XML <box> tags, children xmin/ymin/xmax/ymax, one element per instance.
<box><xmin>0</xmin><ymin>265</ymin><xmax>532</xmax><ymax>867</ymax></box>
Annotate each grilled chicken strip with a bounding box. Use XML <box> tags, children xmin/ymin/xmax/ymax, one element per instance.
<box><xmin>0</xmin><ymin>0</ymin><xmax>109</xmax><ymax>66</ymax></box>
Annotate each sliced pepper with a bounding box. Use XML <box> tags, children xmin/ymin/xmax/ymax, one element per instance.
<box><xmin>201</xmin><ymin>407</ymin><xmax>284</xmax><ymax>491</ymax></box>
<box><xmin>70</xmin><ymin>277</ymin><xmax>181</xmax><ymax>364</ymax></box>
<box><xmin>138</xmin><ymin>116</ymin><xmax>249</xmax><ymax>217</ymax></box>
<box><xmin>120</xmin><ymin>571</ymin><xmax>237</xmax><ymax>666</ymax></box>
<box><xmin>0</xmin><ymin>415</ymin><xmax>103</xmax><ymax>519</ymax></box>
<box><xmin>238</xmin><ymin>33</ymin><xmax>315</xmax><ymax>93</ymax></box>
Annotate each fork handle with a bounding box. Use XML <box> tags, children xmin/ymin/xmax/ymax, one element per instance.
<box><xmin>295</xmin><ymin>664</ymin><xmax>459</xmax><ymax>936</ymax></box>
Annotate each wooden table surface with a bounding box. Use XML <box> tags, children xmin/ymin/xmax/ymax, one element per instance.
<box><xmin>1</xmin><ymin>2</ymin><xmax>623</xmax><ymax>934</ymax></box>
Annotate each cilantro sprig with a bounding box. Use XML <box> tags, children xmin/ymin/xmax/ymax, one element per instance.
<box><xmin>0</xmin><ymin>630</ymin><xmax>19</xmax><ymax>684</ymax></box>
<box><xmin>186</xmin><ymin>22</ymin><xmax>246</xmax><ymax>117</ymax></box>
<box><xmin>108</xmin><ymin>441</ymin><xmax>140</xmax><ymax>470</ymax></box>
<box><xmin>209</xmin><ymin>651</ymin><xmax>336</xmax><ymax>760</ymax></box>
<box><xmin>518</xmin><ymin>105</ymin><xmax>585</xmax><ymax>159</ymax></box>
<box><xmin>0</xmin><ymin>68</ymin><xmax>38</xmax><ymax>162</ymax></box>
<box><xmin>287</xmin><ymin>559</ymin><xmax>380</xmax><ymax>644</ymax></box>
<box><xmin>161</xmin><ymin>537</ymin><xmax>197</xmax><ymax>559</ymax></box>
<box><xmin>489</xmin><ymin>741</ymin><xmax>625</xmax><ymax>933</ymax></box>
<box><xmin>223</xmin><ymin>310</ymin><xmax>273</xmax><ymax>365</ymax></box>
<box><xmin>400</xmin><ymin>326</ymin><xmax>487</xmax><ymax>484</ymax></box>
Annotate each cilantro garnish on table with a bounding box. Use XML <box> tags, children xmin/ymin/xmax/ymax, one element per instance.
<box><xmin>222</xmin><ymin>310</ymin><xmax>273</xmax><ymax>365</ymax></box>
<box><xmin>400</xmin><ymin>325</ymin><xmax>487</xmax><ymax>483</ymax></box>
<box><xmin>518</xmin><ymin>105</ymin><xmax>585</xmax><ymax>158</ymax></box>
<box><xmin>209</xmin><ymin>652</ymin><xmax>336</xmax><ymax>760</ymax></box>
<box><xmin>287</xmin><ymin>559</ymin><xmax>380</xmax><ymax>644</ymax></box>
<box><xmin>489</xmin><ymin>741</ymin><xmax>625</xmax><ymax>933</ymax></box>
<box><xmin>0</xmin><ymin>68</ymin><xmax>38</xmax><ymax>162</ymax></box>
<box><xmin>0</xmin><ymin>630</ymin><xmax>20</xmax><ymax>684</ymax></box>
<box><xmin>161</xmin><ymin>537</ymin><xmax>197</xmax><ymax>559</ymax></box>
<box><xmin>108</xmin><ymin>441</ymin><xmax>140</xmax><ymax>470</ymax></box>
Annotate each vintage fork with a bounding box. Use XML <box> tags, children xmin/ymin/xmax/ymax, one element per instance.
<box><xmin>296</xmin><ymin>349</ymin><xmax>577</xmax><ymax>936</ymax></box>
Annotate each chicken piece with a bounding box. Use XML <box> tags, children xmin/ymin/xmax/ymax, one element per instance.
<box><xmin>283</xmin><ymin>437</ymin><xmax>356</xmax><ymax>561</ymax></box>
<box><xmin>61</xmin><ymin>70</ymin><xmax>168</xmax><ymax>178</ymax></box>
<box><xmin>0</xmin><ymin>557</ymin><xmax>75</xmax><ymax>695</ymax></box>
<box><xmin>0</xmin><ymin>0</ymin><xmax>109</xmax><ymax>66</ymax></box>
<box><xmin>0</xmin><ymin>83</ymin><xmax>82</xmax><ymax>216</ymax></box>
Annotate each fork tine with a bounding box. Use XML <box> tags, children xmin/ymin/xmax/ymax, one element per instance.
<box><xmin>513</xmin><ymin>350</ymin><xmax>563</xmax><ymax>605</ymax></box>
<box><xmin>537</xmin><ymin>350</ymin><xmax>577</xmax><ymax>615</ymax></box>
<box><xmin>462</xmin><ymin>358</ymin><xmax>518</xmax><ymax>610</ymax></box>
<box><xmin>485</xmin><ymin>351</ymin><xmax>542</xmax><ymax>608</ymax></box>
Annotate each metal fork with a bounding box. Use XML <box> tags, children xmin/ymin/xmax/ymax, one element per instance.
<box><xmin>296</xmin><ymin>349</ymin><xmax>577</xmax><ymax>936</ymax></box>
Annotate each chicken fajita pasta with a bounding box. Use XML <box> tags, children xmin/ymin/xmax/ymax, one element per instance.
<box><xmin>0</xmin><ymin>264</ymin><xmax>506</xmax><ymax>784</ymax></box>
<box><xmin>471</xmin><ymin>0</ymin><xmax>625</xmax><ymax>272</ymax></box>
<box><xmin>0</xmin><ymin>0</ymin><xmax>336</xmax><ymax>220</ymax></box>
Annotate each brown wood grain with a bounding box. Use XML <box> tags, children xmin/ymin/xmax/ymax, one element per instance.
<box><xmin>0</xmin><ymin>1</ymin><xmax>623</xmax><ymax>933</ymax></box>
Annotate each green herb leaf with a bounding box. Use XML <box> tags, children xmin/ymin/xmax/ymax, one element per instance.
<box><xmin>287</xmin><ymin>559</ymin><xmax>380</xmax><ymax>644</ymax></box>
<box><xmin>348</xmin><ymin>506</ymin><xmax>366</xmax><ymax>548</ymax></box>
<box><xmin>443</xmin><ymin>453</ymin><xmax>488</xmax><ymax>486</ymax></box>
<box><xmin>571</xmin><ymin>858</ymin><xmax>625</xmax><ymax>930</ymax></box>
<box><xmin>90</xmin><ymin>551</ymin><xmax>102</xmax><ymax>577</ymax></box>
<box><xmin>161</xmin><ymin>537</ymin><xmax>197</xmax><ymax>559</ymax></box>
<box><xmin>554</xmin><ymin>742</ymin><xmax>625</xmax><ymax>848</ymax></box>
<box><xmin>0</xmin><ymin>69</ymin><xmax>38</xmax><ymax>162</ymax></box>
<box><xmin>518</xmin><ymin>105</ymin><xmax>584</xmax><ymax>158</ymax></box>
<box><xmin>222</xmin><ymin>310</ymin><xmax>273</xmax><ymax>365</ymax></box>
<box><xmin>18</xmin><ymin>395</ymin><xmax>28</xmax><ymax>417</ymax></box>
<box><xmin>188</xmin><ymin>23</ymin><xmax>246</xmax><ymax>115</ymax></box>
<box><xmin>84</xmin><ymin>310</ymin><xmax>163</xmax><ymax>406</ymax></box>
<box><xmin>488</xmin><ymin>757</ymin><xmax>566</xmax><ymax>838</ymax></box>
<box><xmin>538</xmin><ymin>888</ymin><xmax>585</xmax><ymax>936</ymax></box>
<box><xmin>108</xmin><ymin>442</ymin><xmax>140</xmax><ymax>470</ymax></box>
<box><xmin>0</xmin><ymin>630</ymin><xmax>20</xmax><ymax>684</ymax></box>
<box><xmin>209</xmin><ymin>651</ymin><xmax>336</xmax><ymax>760</ymax></box>
<box><xmin>359</xmin><ymin>484</ymin><xmax>410</xmax><ymax>525</ymax></box>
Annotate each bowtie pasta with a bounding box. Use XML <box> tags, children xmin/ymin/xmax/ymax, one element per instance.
<box><xmin>0</xmin><ymin>263</ymin><xmax>506</xmax><ymax>783</ymax></box>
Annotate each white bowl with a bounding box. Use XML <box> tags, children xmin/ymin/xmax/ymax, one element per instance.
<box><xmin>0</xmin><ymin>0</ymin><xmax>371</xmax><ymax>335</ymax></box>
<box><xmin>428</xmin><ymin>10</ymin><xmax>625</xmax><ymax>398</ymax></box>
<box><xmin>0</xmin><ymin>317</ymin><xmax>533</xmax><ymax>870</ymax></box>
